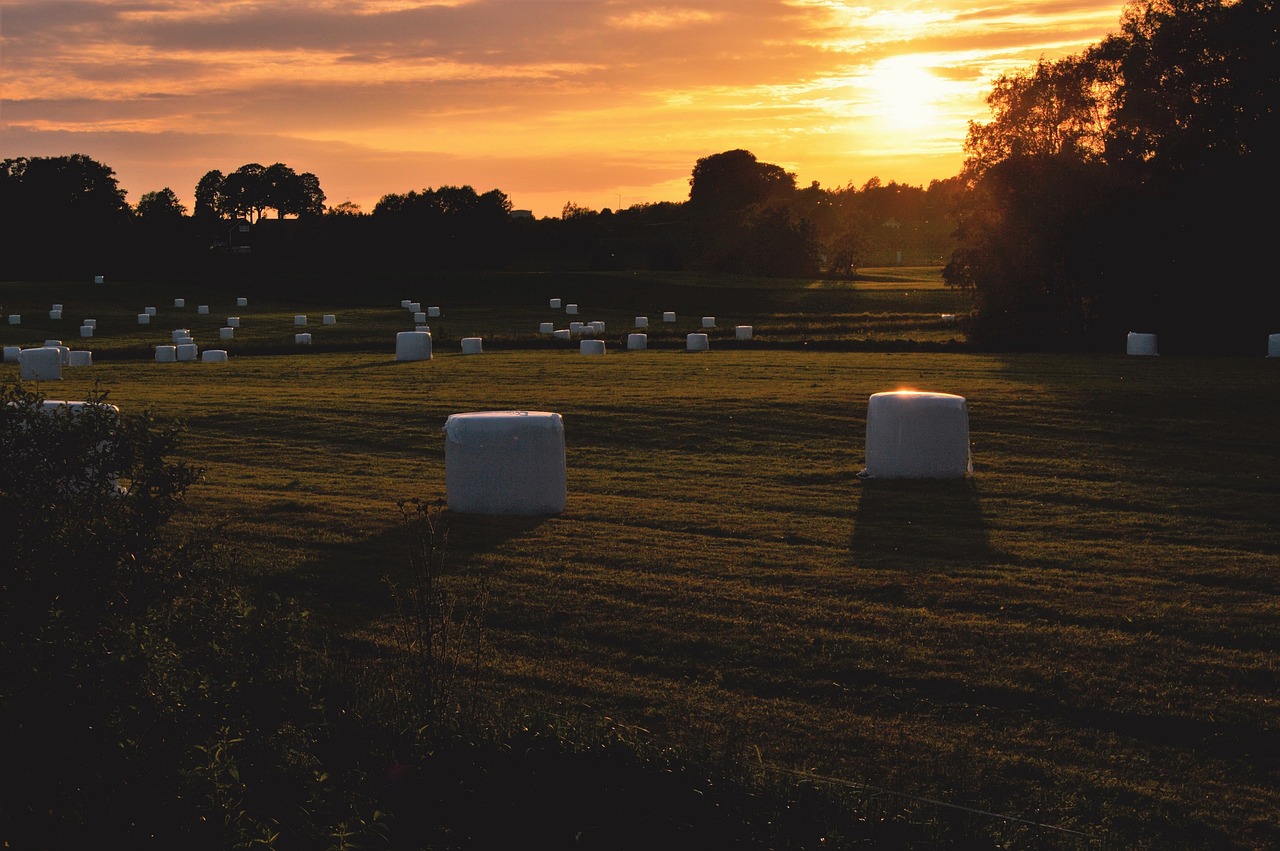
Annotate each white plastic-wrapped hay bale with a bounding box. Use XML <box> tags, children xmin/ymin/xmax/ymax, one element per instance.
<box><xmin>395</xmin><ymin>331</ymin><xmax>433</xmax><ymax>361</ymax></box>
<box><xmin>1267</xmin><ymin>334</ymin><xmax>1279</xmax><ymax>357</ymax></box>
<box><xmin>176</xmin><ymin>343</ymin><xmax>198</xmax><ymax>362</ymax></box>
<box><xmin>627</xmin><ymin>333</ymin><xmax>647</xmax><ymax>351</ymax></box>
<box><xmin>569</xmin><ymin>321</ymin><xmax>585</xmax><ymax>334</ymax></box>
<box><xmin>80</xmin><ymin>325</ymin><xmax>94</xmax><ymax>338</ymax></box>
<box><xmin>635</xmin><ymin>316</ymin><xmax>648</xmax><ymax>328</ymax></box>
<box><xmin>550</xmin><ymin>298</ymin><xmax>562</xmax><ymax>309</ymax></box>
<box><xmin>174</xmin><ymin>298</ymin><xmax>185</xmax><ymax>308</ymax></box>
<box><xmin>539</xmin><ymin>322</ymin><xmax>555</xmax><ymax>334</ymax></box>
<box><xmin>406</xmin><ymin>302</ymin><xmax>420</xmax><ymax>313</ymax></box>
<box><xmin>236</xmin><ymin>297</ymin><xmax>248</xmax><ymax>307</ymax></box>
<box><xmin>49</xmin><ymin>309</ymin><xmax>62</xmax><ymax>320</ymax></box>
<box><xmin>19</xmin><ymin>347</ymin><xmax>62</xmax><ymax>381</ymax></box>
<box><xmin>566</xmin><ymin>303</ymin><xmax>579</xmax><ymax>315</ymax></box>
<box><xmin>197</xmin><ymin>304</ymin><xmax>209</xmax><ymax>315</ymax></box>
<box><xmin>201</xmin><ymin>349</ymin><xmax>228</xmax><ymax>363</ymax></box>
<box><xmin>94</xmin><ymin>275</ymin><xmax>105</xmax><ymax>284</ymax></box>
<box><xmin>686</xmin><ymin>333</ymin><xmax>709</xmax><ymax>352</ymax></box>
<box><xmin>175</xmin><ymin>336</ymin><xmax>195</xmax><ymax>346</ymax></box>
<box><xmin>84</xmin><ymin>319</ymin><xmax>96</xmax><ymax>328</ymax></box>
<box><xmin>323</xmin><ymin>314</ymin><xmax>336</xmax><ymax>325</ymax></box>
<box><xmin>145</xmin><ymin>306</ymin><xmax>157</xmax><ymax>316</ymax></box>
<box><xmin>172</xmin><ymin>329</ymin><xmax>190</xmax><ymax>342</ymax></box>
<box><xmin>861</xmin><ymin>390</ymin><xmax>972</xmax><ymax>479</ymax></box>
<box><xmin>663</xmin><ymin>311</ymin><xmax>676</xmax><ymax>323</ymax></box>
<box><xmin>52</xmin><ymin>303</ymin><xmax>63</xmax><ymax>312</ymax></box>
<box><xmin>428</xmin><ymin>306</ymin><xmax>441</xmax><ymax>317</ymax></box>
<box><xmin>9</xmin><ymin>315</ymin><xmax>21</xmax><ymax>325</ymax></box>
<box><xmin>590</xmin><ymin>320</ymin><xmax>606</xmax><ymax>334</ymax></box>
<box><xmin>702</xmin><ymin>316</ymin><xmax>715</xmax><ymax>328</ymax></box>
<box><xmin>67</xmin><ymin>351</ymin><xmax>92</xmax><ymax>367</ymax></box>
<box><xmin>401</xmin><ymin>299</ymin><xmax>413</xmax><ymax>308</ymax></box>
<box><xmin>415</xmin><ymin>324</ymin><xmax>431</xmax><ymax>333</ymax></box>
<box><xmin>580</xmin><ymin>339</ymin><xmax>606</xmax><ymax>355</ymax></box>
<box><xmin>155</xmin><ymin>345</ymin><xmax>176</xmax><ymax>363</ymax></box>
<box><xmin>461</xmin><ymin>337</ymin><xmax>483</xmax><ymax>354</ymax></box>
<box><xmin>4</xmin><ymin>345</ymin><xmax>20</xmax><ymax>363</ymax></box>
<box><xmin>1126</xmin><ymin>332</ymin><xmax>1158</xmax><ymax>356</ymax></box>
<box><xmin>736</xmin><ymin>325</ymin><xmax>753</xmax><ymax>340</ymax></box>
<box><xmin>220</xmin><ymin>327</ymin><xmax>235</xmax><ymax>340</ymax></box>
<box><xmin>553</xmin><ymin>329</ymin><xmax>571</xmax><ymax>340</ymax></box>
<box><xmin>227</xmin><ymin>317</ymin><xmax>240</xmax><ymax>328</ymax></box>
<box><xmin>44</xmin><ymin>339</ymin><xmax>63</xmax><ymax>348</ymax></box>
<box><xmin>414</xmin><ymin>311</ymin><xmax>427</xmax><ymax>324</ymax></box>
<box><xmin>294</xmin><ymin>315</ymin><xmax>307</xmax><ymax>326</ymax></box>
<box><xmin>137</xmin><ymin>313</ymin><xmax>150</xmax><ymax>325</ymax></box>
<box><xmin>295</xmin><ymin>333</ymin><xmax>312</xmax><ymax>345</ymax></box>
<box><xmin>444</xmin><ymin>411</ymin><xmax>566</xmax><ymax>516</ymax></box>
<box><xmin>56</xmin><ymin>346</ymin><xmax>72</xmax><ymax>365</ymax></box>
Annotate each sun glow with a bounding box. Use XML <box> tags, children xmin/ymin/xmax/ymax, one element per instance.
<box><xmin>864</xmin><ymin>55</ymin><xmax>950</xmax><ymax>132</ymax></box>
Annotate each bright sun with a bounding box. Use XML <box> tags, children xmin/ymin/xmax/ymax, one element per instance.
<box><xmin>865</xmin><ymin>55</ymin><xmax>948</xmax><ymax>132</ymax></box>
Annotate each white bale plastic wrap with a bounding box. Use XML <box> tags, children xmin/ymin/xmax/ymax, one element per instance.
<box><xmin>1267</xmin><ymin>333</ymin><xmax>1279</xmax><ymax>357</ymax></box>
<box><xmin>3</xmin><ymin>346</ymin><xmax>20</xmax><ymax>363</ymax></box>
<box><xmin>736</xmin><ymin>325</ymin><xmax>753</xmax><ymax>340</ymax></box>
<box><xmin>408</xmin><ymin>302</ymin><xmax>421</xmax><ymax>313</ymax></box>
<box><xmin>539</xmin><ymin>322</ymin><xmax>555</xmax><ymax>334</ymax></box>
<box><xmin>444</xmin><ymin>411</ymin><xmax>566</xmax><ymax>516</ymax></box>
<box><xmin>155</xmin><ymin>345</ymin><xmax>176</xmax><ymax>363</ymax></box>
<box><xmin>94</xmin><ymin>275</ymin><xmax>105</xmax><ymax>284</ymax></box>
<box><xmin>580</xmin><ymin>339</ymin><xmax>606</xmax><ymax>355</ymax></box>
<box><xmin>236</xmin><ymin>297</ymin><xmax>248</xmax><ymax>307</ymax></box>
<box><xmin>197</xmin><ymin>305</ymin><xmax>209</xmax><ymax>315</ymax></box>
<box><xmin>702</xmin><ymin>316</ymin><xmax>715</xmax><ymax>328</ymax></box>
<box><xmin>172</xmin><ymin>329</ymin><xmax>190</xmax><ymax>342</ymax></box>
<box><xmin>174</xmin><ymin>298</ymin><xmax>185</xmax><ymax>308</ymax></box>
<box><xmin>176</xmin><ymin>343</ymin><xmax>198</xmax><ymax>361</ymax></box>
<box><xmin>401</xmin><ymin>299</ymin><xmax>413</xmax><ymax>308</ymax></box>
<box><xmin>1126</xmin><ymin>332</ymin><xmax>1158</xmax><ymax>356</ymax></box>
<box><xmin>428</xmin><ymin>306</ymin><xmax>441</xmax><ymax>317</ymax></box>
<box><xmin>227</xmin><ymin>317</ymin><xmax>240</xmax><ymax>328</ymax></box>
<box><xmin>294</xmin><ymin>315</ymin><xmax>307</xmax><ymax>326</ymax></box>
<box><xmin>137</xmin><ymin>314</ymin><xmax>150</xmax><ymax>325</ymax></box>
<box><xmin>295</xmin><ymin>333</ymin><xmax>312</xmax><ymax>345</ymax></box>
<box><xmin>44</xmin><ymin>339</ymin><xmax>63</xmax><ymax>348</ymax></box>
<box><xmin>52</xmin><ymin>303</ymin><xmax>63</xmax><ymax>311</ymax></box>
<box><xmin>635</xmin><ymin>316</ymin><xmax>648</xmax><ymax>328</ymax></box>
<box><xmin>323</xmin><ymin>314</ymin><xmax>336</xmax><ymax>325</ymax></box>
<box><xmin>80</xmin><ymin>325</ymin><xmax>94</xmax><ymax>338</ymax></box>
<box><xmin>7</xmin><ymin>315</ymin><xmax>20</xmax><ymax>325</ymax></box>
<box><xmin>590</xmin><ymin>321</ymin><xmax>606</xmax><ymax>334</ymax></box>
<box><xmin>553</xmin><ymin>329</ymin><xmax>571</xmax><ymax>340</ymax></box>
<box><xmin>461</xmin><ymin>337</ymin><xmax>483</xmax><ymax>354</ymax></box>
<box><xmin>862</xmin><ymin>390</ymin><xmax>972</xmax><ymax>479</ymax></box>
<box><xmin>415</xmin><ymin>325</ymin><xmax>431</xmax><ymax>333</ymax></box>
<box><xmin>395</xmin><ymin>331</ymin><xmax>433</xmax><ymax>361</ymax></box>
<box><xmin>627</xmin><ymin>333</ymin><xmax>647</xmax><ymax>350</ymax></box>
<box><xmin>84</xmin><ymin>319</ymin><xmax>96</xmax><ymax>328</ymax></box>
<box><xmin>49</xmin><ymin>309</ymin><xmax>62</xmax><ymax>320</ymax></box>
<box><xmin>550</xmin><ymin>298</ymin><xmax>562</xmax><ymax>309</ymax></box>
<box><xmin>663</xmin><ymin>311</ymin><xmax>676</xmax><ymax>323</ymax></box>
<box><xmin>19</xmin><ymin>347</ymin><xmax>63</xmax><ymax>381</ymax></box>
<box><xmin>202</xmin><ymin>350</ymin><xmax>229</xmax><ymax>363</ymax></box>
<box><xmin>220</xmin><ymin>327</ymin><xmax>235</xmax><ymax>340</ymax></box>
<box><xmin>686</xmin><ymin>333</ymin><xmax>709</xmax><ymax>352</ymax></box>
<box><xmin>569</xmin><ymin>321</ymin><xmax>585</xmax><ymax>334</ymax></box>
<box><xmin>67</xmin><ymin>351</ymin><xmax>92</xmax><ymax>367</ymax></box>
<box><xmin>566</xmin><ymin>304</ymin><xmax>579</xmax><ymax>315</ymax></box>
<box><xmin>414</xmin><ymin>312</ymin><xmax>427</xmax><ymax>324</ymax></box>
<box><xmin>145</xmin><ymin>307</ymin><xmax>157</xmax><ymax>316</ymax></box>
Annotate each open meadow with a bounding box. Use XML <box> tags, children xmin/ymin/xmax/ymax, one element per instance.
<box><xmin>2</xmin><ymin>271</ymin><xmax>1277</xmax><ymax>849</ymax></box>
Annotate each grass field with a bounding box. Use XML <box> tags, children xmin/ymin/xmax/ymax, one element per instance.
<box><xmin>3</xmin><ymin>271</ymin><xmax>1277</xmax><ymax>849</ymax></box>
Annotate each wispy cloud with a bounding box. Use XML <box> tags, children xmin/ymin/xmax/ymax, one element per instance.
<box><xmin>1</xmin><ymin>0</ymin><xmax>1129</xmax><ymax>215</ymax></box>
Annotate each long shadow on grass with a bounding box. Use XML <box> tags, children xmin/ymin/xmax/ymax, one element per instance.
<box><xmin>266</xmin><ymin>509</ymin><xmax>550</xmax><ymax>636</ymax></box>
<box><xmin>850</xmin><ymin>477</ymin><xmax>993</xmax><ymax>571</ymax></box>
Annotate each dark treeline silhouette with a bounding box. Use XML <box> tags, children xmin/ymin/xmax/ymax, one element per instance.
<box><xmin>3</xmin><ymin>0</ymin><xmax>1274</xmax><ymax>352</ymax></box>
<box><xmin>0</xmin><ymin>150</ymin><xmax>954</xmax><ymax>291</ymax></box>
<box><xmin>946</xmin><ymin>0</ymin><xmax>1279</xmax><ymax>354</ymax></box>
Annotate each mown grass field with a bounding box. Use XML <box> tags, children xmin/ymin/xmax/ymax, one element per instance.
<box><xmin>3</xmin><ymin>271</ymin><xmax>1277</xmax><ymax>849</ymax></box>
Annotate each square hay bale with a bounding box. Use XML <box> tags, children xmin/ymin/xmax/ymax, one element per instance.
<box><xmin>862</xmin><ymin>390</ymin><xmax>972</xmax><ymax>479</ymax></box>
<box><xmin>444</xmin><ymin>411</ymin><xmax>566</xmax><ymax>515</ymax></box>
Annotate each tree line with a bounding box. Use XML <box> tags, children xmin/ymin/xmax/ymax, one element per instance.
<box><xmin>2</xmin><ymin>0</ymin><xmax>1273</xmax><ymax>352</ymax></box>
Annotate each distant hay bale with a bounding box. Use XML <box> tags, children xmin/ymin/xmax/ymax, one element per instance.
<box><xmin>736</xmin><ymin>325</ymin><xmax>753</xmax><ymax>340</ymax></box>
<box><xmin>323</xmin><ymin>314</ymin><xmax>336</xmax><ymax>325</ymax></box>
<box><xmin>155</xmin><ymin>345</ymin><xmax>176</xmax><ymax>363</ymax></box>
<box><xmin>227</xmin><ymin>317</ymin><xmax>240</xmax><ymax>328</ymax></box>
<box><xmin>80</xmin><ymin>325</ymin><xmax>94</xmax><ymax>338</ymax></box>
<box><xmin>1126</xmin><ymin>332</ymin><xmax>1158</xmax><ymax>356</ymax></box>
<box><xmin>461</xmin><ymin>337</ymin><xmax>483</xmax><ymax>354</ymax></box>
<box><xmin>702</xmin><ymin>316</ymin><xmax>715</xmax><ymax>328</ymax></box>
<box><xmin>539</xmin><ymin>322</ymin><xmax>555</xmax><ymax>334</ymax></box>
<box><xmin>201</xmin><ymin>350</ymin><xmax>228</xmax><ymax>363</ymax></box>
<box><xmin>19</xmin><ymin>347</ymin><xmax>62</xmax><ymax>381</ymax></box>
<box><xmin>294</xmin><ymin>315</ymin><xmax>307</xmax><ymax>326</ymax></box>
<box><xmin>550</xmin><ymin>298</ymin><xmax>562</xmax><ymax>309</ymax></box>
<box><xmin>220</xmin><ymin>327</ymin><xmax>235</xmax><ymax>340</ymax></box>
<box><xmin>137</xmin><ymin>314</ymin><xmax>150</xmax><ymax>325</ymax></box>
<box><xmin>627</xmin><ymin>333</ymin><xmax>647</xmax><ymax>350</ymax></box>
<box><xmin>145</xmin><ymin>307</ymin><xmax>157</xmax><ymax>316</ymax></box>
<box><xmin>9</xmin><ymin>315</ymin><xmax>21</xmax><ymax>325</ymax></box>
<box><xmin>635</xmin><ymin>316</ymin><xmax>648</xmax><ymax>328</ymax></box>
<box><xmin>3</xmin><ymin>346</ymin><xmax>20</xmax><ymax>363</ymax></box>
<box><xmin>174</xmin><ymin>298</ymin><xmax>185</xmax><ymax>308</ymax></box>
<box><xmin>49</xmin><ymin>309</ymin><xmax>62</xmax><ymax>320</ymax></box>
<box><xmin>67</xmin><ymin>351</ymin><xmax>92</xmax><ymax>367</ymax></box>
<box><xmin>395</xmin><ymin>330</ymin><xmax>432</xmax><ymax>361</ymax></box>
<box><xmin>428</xmin><ymin>306</ymin><xmax>441</xmax><ymax>317</ymax></box>
<box><xmin>1268</xmin><ymin>334</ymin><xmax>1279</xmax><ymax>358</ymax></box>
<box><xmin>295</xmin><ymin>333</ymin><xmax>312</xmax><ymax>345</ymax></box>
<box><xmin>197</xmin><ymin>304</ymin><xmax>209</xmax><ymax>315</ymax></box>
<box><xmin>176</xmin><ymin>343</ymin><xmax>198</xmax><ymax>361</ymax></box>
<box><xmin>236</xmin><ymin>297</ymin><xmax>248</xmax><ymax>307</ymax></box>
<box><xmin>686</xmin><ymin>333</ymin><xmax>709</xmax><ymax>352</ymax></box>
<box><xmin>580</xmin><ymin>339</ymin><xmax>606</xmax><ymax>355</ymax></box>
<box><xmin>663</xmin><ymin>311</ymin><xmax>676</xmax><ymax>323</ymax></box>
<box><xmin>566</xmin><ymin>303</ymin><xmax>579</xmax><ymax>315</ymax></box>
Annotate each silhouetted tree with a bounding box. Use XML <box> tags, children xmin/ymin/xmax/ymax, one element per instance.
<box><xmin>687</xmin><ymin>149</ymin><xmax>796</xmax><ymax>215</ymax></box>
<box><xmin>135</xmin><ymin>187</ymin><xmax>186</xmax><ymax>222</ymax></box>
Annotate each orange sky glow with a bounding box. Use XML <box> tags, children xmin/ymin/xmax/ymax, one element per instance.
<box><xmin>1</xmin><ymin>1</ymin><xmax>1130</xmax><ymax>218</ymax></box>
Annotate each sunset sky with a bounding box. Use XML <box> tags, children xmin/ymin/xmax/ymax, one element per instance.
<box><xmin>2</xmin><ymin>1</ymin><xmax>1129</xmax><ymax>218</ymax></box>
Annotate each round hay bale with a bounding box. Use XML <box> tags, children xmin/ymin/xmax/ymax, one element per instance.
<box><xmin>461</xmin><ymin>337</ymin><xmax>483</xmax><ymax>354</ymax></box>
<box><xmin>444</xmin><ymin>411</ymin><xmax>566</xmax><ymax>515</ymax></box>
<box><xmin>686</xmin><ymin>333</ymin><xmax>709</xmax><ymax>352</ymax></box>
<box><xmin>395</xmin><ymin>330</ymin><xmax>432</xmax><ymax>361</ymax></box>
<box><xmin>580</xmin><ymin>339</ymin><xmax>606</xmax><ymax>355</ymax></box>
<box><xmin>1126</xmin><ymin>332</ymin><xmax>1158</xmax><ymax>356</ymax></box>
<box><xmin>862</xmin><ymin>390</ymin><xmax>972</xmax><ymax>479</ymax></box>
<box><xmin>20</xmin><ymin>347</ymin><xmax>63</xmax><ymax>381</ymax></box>
<box><xmin>155</xmin><ymin>345</ymin><xmax>176</xmax><ymax>363</ymax></box>
<box><xmin>627</xmin><ymin>333</ymin><xmax>647</xmax><ymax>350</ymax></box>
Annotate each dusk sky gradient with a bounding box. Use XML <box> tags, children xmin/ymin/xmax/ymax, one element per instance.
<box><xmin>2</xmin><ymin>1</ymin><xmax>1130</xmax><ymax>217</ymax></box>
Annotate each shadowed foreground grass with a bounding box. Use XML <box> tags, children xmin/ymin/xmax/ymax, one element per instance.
<box><xmin>14</xmin><ymin>344</ymin><xmax>1276</xmax><ymax>850</ymax></box>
